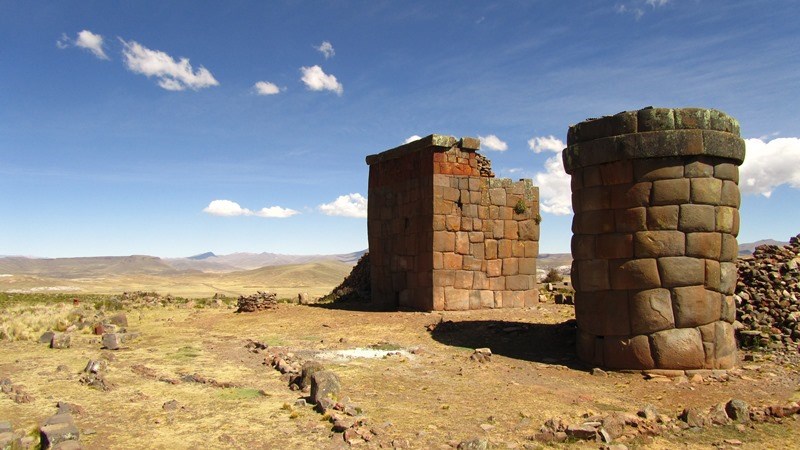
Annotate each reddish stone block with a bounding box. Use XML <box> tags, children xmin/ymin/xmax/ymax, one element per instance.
<box><xmin>486</xmin><ymin>259</ymin><xmax>503</xmax><ymax>277</ymax></box>
<box><xmin>460</xmin><ymin>217</ymin><xmax>472</xmax><ymax>231</ymax></box>
<box><xmin>581</xmin><ymin>186</ymin><xmax>611</xmax><ymax>211</ymax></box>
<box><xmin>576</xmin><ymin>259</ymin><xmax>610</xmax><ymax>291</ymax></box>
<box><xmin>462</xmin><ymin>256</ymin><xmax>481</xmax><ymax>271</ymax></box>
<box><xmin>657</xmin><ymin>256</ymin><xmax>705</xmax><ymax>287</ymax></box>
<box><xmin>455</xmin><ymin>232</ymin><xmax>470</xmax><ymax>255</ymax></box>
<box><xmin>651</xmin><ymin>328</ymin><xmax>705</xmax><ymax>369</ymax></box>
<box><xmin>524</xmin><ymin>241</ymin><xmax>539</xmax><ymax>258</ymax></box>
<box><xmin>505</xmin><ymin>291</ymin><xmax>525</xmax><ymax>308</ymax></box>
<box><xmin>690</xmin><ymin>178</ymin><xmax>722</xmax><ymax>204</ymax></box>
<box><xmin>443</xmin><ymin>186</ymin><xmax>460</xmax><ymax>202</ymax></box>
<box><xmin>498</xmin><ymin>239</ymin><xmax>513</xmax><ymax>258</ymax></box>
<box><xmin>634</xmin><ymin>230</ymin><xmax>685</xmax><ymax>257</ymax></box>
<box><xmin>720</xmin><ymin>234</ymin><xmax>738</xmax><ymax>262</ymax></box>
<box><xmin>673</xmin><ymin>286</ymin><xmax>722</xmax><ymax>327</ymax></box>
<box><xmin>433</xmin><ymin>252</ymin><xmax>443</xmax><ymax>270</ymax></box>
<box><xmin>633</xmin><ymin>157</ymin><xmax>684</xmax><ymax>181</ymax></box>
<box><xmin>705</xmin><ymin>259</ymin><xmax>721</xmax><ymax>291</ymax></box>
<box><xmin>470</xmin><ymin>242</ymin><xmax>485</xmax><ymax>260</ymax></box>
<box><xmin>603</xmin><ymin>335</ymin><xmax>655</xmax><ymax>370</ymax></box>
<box><xmin>488</xmin><ymin>276</ymin><xmax>506</xmax><ymax>291</ymax></box>
<box><xmin>502</xmin><ymin>258</ymin><xmax>519</xmax><ymax>276</ymax></box>
<box><xmin>629</xmin><ymin>288</ymin><xmax>675</xmax><ymax>334</ymax></box>
<box><xmin>610</xmin><ymin>182</ymin><xmax>652</xmax><ymax>209</ymax></box>
<box><xmin>679</xmin><ymin>204</ymin><xmax>716</xmax><ymax>232</ymax></box>
<box><xmin>719</xmin><ymin>262</ymin><xmax>737</xmax><ymax>294</ymax></box>
<box><xmin>686</xmin><ymin>232</ymin><xmax>722</xmax><ymax>259</ymax></box>
<box><xmin>518</xmin><ymin>220</ymin><xmax>540</xmax><ymax>240</ymax></box>
<box><xmin>469</xmin><ymin>231</ymin><xmax>483</xmax><ymax>243</ymax></box>
<box><xmin>714</xmin><ymin>163</ymin><xmax>739</xmax><ymax>183</ymax></box>
<box><xmin>445</xmin><ymin>214</ymin><xmax>461</xmax><ymax>231</ymax></box>
<box><xmin>576</xmin><ymin>329</ymin><xmax>597</xmax><ymax>364</ymax></box>
<box><xmin>519</xmin><ymin>258</ymin><xmax>537</xmax><ymax>275</ymax></box>
<box><xmin>504</xmin><ymin>221</ymin><xmax>519</xmax><ymax>240</ymax></box>
<box><xmin>685</xmin><ymin>158</ymin><xmax>714</xmax><ymax>178</ymax></box>
<box><xmin>433</xmin><ymin>270</ymin><xmax>455</xmax><ymax>287</ymax></box>
<box><xmin>575</xmin><ymin>290</ymin><xmax>630</xmax><ymax>336</ymax></box>
<box><xmin>720</xmin><ymin>180</ymin><xmax>740</xmax><ymax>208</ymax></box>
<box><xmin>492</xmin><ymin>220</ymin><xmax>504</xmax><ymax>239</ymax></box>
<box><xmin>442</xmin><ymin>253</ymin><xmax>462</xmax><ymax>270</ymax></box>
<box><xmin>485</xmin><ymin>239</ymin><xmax>498</xmax><ymax>259</ymax></box>
<box><xmin>454</xmin><ymin>270</ymin><xmax>473</xmax><ymax>289</ymax></box>
<box><xmin>599</xmin><ymin>160</ymin><xmax>633</xmax><ymax>185</ymax></box>
<box><xmin>433</xmin><ymin>215</ymin><xmax>446</xmax><ymax>231</ymax></box>
<box><xmin>652</xmin><ymin>178</ymin><xmax>690</xmax><ymax>205</ymax></box>
<box><xmin>505</xmin><ymin>275</ymin><xmax>529</xmax><ymax>291</ymax></box>
<box><xmin>609</xmin><ymin>258</ymin><xmax>661</xmax><ymax>290</ymax></box>
<box><xmin>596</xmin><ymin>234</ymin><xmax>633</xmax><ymax>259</ymax></box>
<box><xmin>714</xmin><ymin>321</ymin><xmax>736</xmax><ymax>369</ymax></box>
<box><xmin>615</xmin><ymin>207</ymin><xmax>647</xmax><ymax>233</ymax></box>
<box><xmin>523</xmin><ymin>289</ymin><xmax>539</xmax><ymax>307</ymax></box>
<box><xmin>512</xmin><ymin>241</ymin><xmax>525</xmax><ymax>257</ymax></box>
<box><xmin>645</xmin><ymin>205</ymin><xmax>678</xmax><ymax>230</ymax></box>
<box><xmin>444</xmin><ymin>287</ymin><xmax>469</xmax><ymax>311</ymax></box>
<box><xmin>433</xmin><ymin>231</ymin><xmax>455</xmax><ymax>252</ymax></box>
<box><xmin>583</xmin><ymin>166</ymin><xmax>603</xmax><ymax>187</ymax></box>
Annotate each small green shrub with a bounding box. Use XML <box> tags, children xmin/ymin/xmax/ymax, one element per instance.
<box><xmin>542</xmin><ymin>268</ymin><xmax>563</xmax><ymax>283</ymax></box>
<box><xmin>514</xmin><ymin>199</ymin><xmax>527</xmax><ymax>215</ymax></box>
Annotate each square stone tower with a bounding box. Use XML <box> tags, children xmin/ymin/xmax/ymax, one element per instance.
<box><xmin>366</xmin><ymin>134</ymin><xmax>540</xmax><ymax>311</ymax></box>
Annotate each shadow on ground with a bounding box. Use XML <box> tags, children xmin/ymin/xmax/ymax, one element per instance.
<box><xmin>429</xmin><ymin>319</ymin><xmax>585</xmax><ymax>370</ymax></box>
<box><xmin>307</xmin><ymin>299</ymin><xmax>395</xmax><ymax>312</ymax></box>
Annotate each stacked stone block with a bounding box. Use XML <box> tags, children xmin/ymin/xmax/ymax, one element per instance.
<box><xmin>367</xmin><ymin>134</ymin><xmax>540</xmax><ymax>311</ymax></box>
<box><xmin>563</xmin><ymin>107</ymin><xmax>745</xmax><ymax>370</ymax></box>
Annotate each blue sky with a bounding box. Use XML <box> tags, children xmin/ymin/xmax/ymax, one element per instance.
<box><xmin>1</xmin><ymin>1</ymin><xmax>799</xmax><ymax>258</ymax></box>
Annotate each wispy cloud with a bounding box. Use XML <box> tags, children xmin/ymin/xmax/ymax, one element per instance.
<box><xmin>741</xmin><ymin>137</ymin><xmax>800</xmax><ymax>197</ymax></box>
<box><xmin>300</xmin><ymin>65</ymin><xmax>343</xmax><ymax>95</ymax></box>
<box><xmin>528</xmin><ymin>135</ymin><xmax>564</xmax><ymax>153</ymax></box>
<box><xmin>616</xmin><ymin>0</ymin><xmax>670</xmax><ymax>19</ymax></box>
<box><xmin>478</xmin><ymin>134</ymin><xmax>508</xmax><ymax>151</ymax></box>
<box><xmin>253</xmin><ymin>81</ymin><xmax>281</xmax><ymax>95</ymax></box>
<box><xmin>120</xmin><ymin>39</ymin><xmax>219</xmax><ymax>91</ymax></box>
<box><xmin>203</xmin><ymin>200</ymin><xmax>298</xmax><ymax>218</ymax></box>
<box><xmin>315</xmin><ymin>41</ymin><xmax>335</xmax><ymax>59</ymax></box>
<box><xmin>404</xmin><ymin>135</ymin><xmax>422</xmax><ymax>144</ymax></box>
<box><xmin>318</xmin><ymin>193</ymin><xmax>367</xmax><ymax>218</ymax></box>
<box><xmin>529</xmin><ymin>136</ymin><xmax>572</xmax><ymax>215</ymax></box>
<box><xmin>56</xmin><ymin>30</ymin><xmax>109</xmax><ymax>60</ymax></box>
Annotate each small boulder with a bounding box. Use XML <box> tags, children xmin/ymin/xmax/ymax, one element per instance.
<box><xmin>102</xmin><ymin>333</ymin><xmax>122</xmax><ymax>350</ymax></box>
<box><xmin>457</xmin><ymin>437</ymin><xmax>490</xmax><ymax>450</ymax></box>
<box><xmin>40</xmin><ymin>414</ymin><xmax>80</xmax><ymax>449</ymax></box>
<box><xmin>40</xmin><ymin>331</ymin><xmax>56</xmax><ymax>344</ymax></box>
<box><xmin>725</xmin><ymin>399</ymin><xmax>750</xmax><ymax>423</ymax></box>
<box><xmin>470</xmin><ymin>348</ymin><xmax>492</xmax><ymax>363</ymax></box>
<box><xmin>298</xmin><ymin>293</ymin><xmax>312</xmax><ymax>305</ymax></box>
<box><xmin>638</xmin><ymin>404</ymin><xmax>659</xmax><ymax>421</ymax></box>
<box><xmin>299</xmin><ymin>361</ymin><xmax>324</xmax><ymax>390</ymax></box>
<box><xmin>565</xmin><ymin>424</ymin><xmax>598</xmax><ymax>440</ymax></box>
<box><xmin>162</xmin><ymin>400</ymin><xmax>180</xmax><ymax>411</ymax></box>
<box><xmin>50</xmin><ymin>333</ymin><xmax>71</xmax><ymax>349</ymax></box>
<box><xmin>310</xmin><ymin>370</ymin><xmax>341</xmax><ymax>404</ymax></box>
<box><xmin>679</xmin><ymin>407</ymin><xmax>708</xmax><ymax>428</ymax></box>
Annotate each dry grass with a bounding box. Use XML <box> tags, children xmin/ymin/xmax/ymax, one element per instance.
<box><xmin>1</xmin><ymin>299</ymin><xmax>800</xmax><ymax>449</ymax></box>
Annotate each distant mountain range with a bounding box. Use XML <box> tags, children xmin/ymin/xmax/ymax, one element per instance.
<box><xmin>0</xmin><ymin>250</ymin><xmax>367</xmax><ymax>278</ymax></box>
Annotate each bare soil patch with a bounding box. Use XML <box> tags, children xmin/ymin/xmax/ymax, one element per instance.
<box><xmin>1</xmin><ymin>301</ymin><xmax>799</xmax><ymax>449</ymax></box>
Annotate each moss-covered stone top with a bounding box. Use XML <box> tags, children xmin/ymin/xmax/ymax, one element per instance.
<box><xmin>562</xmin><ymin>107</ymin><xmax>745</xmax><ymax>174</ymax></box>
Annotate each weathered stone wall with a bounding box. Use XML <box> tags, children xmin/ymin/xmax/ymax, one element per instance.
<box><xmin>563</xmin><ymin>107</ymin><xmax>745</xmax><ymax>370</ymax></box>
<box><xmin>367</xmin><ymin>134</ymin><xmax>540</xmax><ymax>311</ymax></box>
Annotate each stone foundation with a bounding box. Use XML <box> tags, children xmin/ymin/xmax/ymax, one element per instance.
<box><xmin>563</xmin><ymin>108</ymin><xmax>745</xmax><ymax>370</ymax></box>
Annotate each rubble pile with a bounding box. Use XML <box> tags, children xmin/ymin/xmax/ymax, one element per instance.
<box><xmin>735</xmin><ymin>235</ymin><xmax>800</xmax><ymax>350</ymax></box>
<box><xmin>235</xmin><ymin>291</ymin><xmax>278</xmax><ymax>313</ymax></box>
<box><xmin>323</xmin><ymin>253</ymin><xmax>370</xmax><ymax>303</ymax></box>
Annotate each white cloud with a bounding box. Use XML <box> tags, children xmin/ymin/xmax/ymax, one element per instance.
<box><xmin>529</xmin><ymin>136</ymin><xmax>572</xmax><ymax>215</ymax></box>
<box><xmin>56</xmin><ymin>30</ymin><xmax>109</xmax><ymax>60</ymax></box>
<box><xmin>528</xmin><ymin>135</ymin><xmax>564</xmax><ymax>153</ymax></box>
<box><xmin>741</xmin><ymin>137</ymin><xmax>800</xmax><ymax>197</ymax></box>
<box><xmin>203</xmin><ymin>200</ymin><xmax>298</xmax><ymax>218</ymax></box>
<box><xmin>646</xmin><ymin>0</ymin><xmax>670</xmax><ymax>6</ymax></box>
<box><xmin>478</xmin><ymin>134</ymin><xmax>508</xmax><ymax>151</ymax></box>
<box><xmin>316</xmin><ymin>41</ymin><xmax>335</xmax><ymax>59</ymax></box>
<box><xmin>404</xmin><ymin>135</ymin><xmax>422</xmax><ymax>144</ymax></box>
<box><xmin>120</xmin><ymin>39</ymin><xmax>219</xmax><ymax>91</ymax></box>
<box><xmin>318</xmin><ymin>193</ymin><xmax>367</xmax><ymax>218</ymax></box>
<box><xmin>300</xmin><ymin>65</ymin><xmax>343</xmax><ymax>95</ymax></box>
<box><xmin>253</xmin><ymin>81</ymin><xmax>281</xmax><ymax>95</ymax></box>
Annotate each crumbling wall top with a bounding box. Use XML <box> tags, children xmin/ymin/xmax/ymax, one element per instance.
<box><xmin>366</xmin><ymin>134</ymin><xmax>481</xmax><ymax>166</ymax></box>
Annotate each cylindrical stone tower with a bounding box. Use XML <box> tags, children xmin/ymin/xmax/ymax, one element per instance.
<box><xmin>563</xmin><ymin>107</ymin><xmax>745</xmax><ymax>371</ymax></box>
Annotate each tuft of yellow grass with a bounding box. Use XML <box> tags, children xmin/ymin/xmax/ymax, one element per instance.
<box><xmin>0</xmin><ymin>303</ymin><xmax>93</xmax><ymax>341</ymax></box>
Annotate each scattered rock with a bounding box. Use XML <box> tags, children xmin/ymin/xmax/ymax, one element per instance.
<box><xmin>57</xmin><ymin>401</ymin><xmax>85</xmax><ymax>416</ymax></box>
<box><xmin>50</xmin><ymin>333</ymin><xmax>71</xmax><ymax>349</ymax></box>
<box><xmin>679</xmin><ymin>407</ymin><xmax>708</xmax><ymax>428</ymax></box>
<box><xmin>298</xmin><ymin>293</ymin><xmax>314</xmax><ymax>305</ymax></box>
<box><xmin>638</xmin><ymin>404</ymin><xmax>658</xmax><ymax>421</ymax></box>
<box><xmin>470</xmin><ymin>348</ymin><xmax>492</xmax><ymax>363</ymax></box>
<box><xmin>457</xmin><ymin>437</ymin><xmax>490</xmax><ymax>450</ymax></box>
<box><xmin>40</xmin><ymin>331</ymin><xmax>56</xmax><ymax>344</ymax></box>
<box><xmin>299</xmin><ymin>361</ymin><xmax>324</xmax><ymax>390</ymax></box>
<box><xmin>102</xmin><ymin>333</ymin><xmax>122</xmax><ymax>350</ymax></box>
<box><xmin>725</xmin><ymin>399</ymin><xmax>750</xmax><ymax>423</ymax></box>
<box><xmin>591</xmin><ymin>368</ymin><xmax>608</xmax><ymax>377</ymax></box>
<box><xmin>108</xmin><ymin>313</ymin><xmax>128</xmax><ymax>327</ymax></box>
<box><xmin>162</xmin><ymin>400</ymin><xmax>180</xmax><ymax>411</ymax></box>
<box><xmin>40</xmin><ymin>413</ymin><xmax>80</xmax><ymax>449</ymax></box>
<box><xmin>565</xmin><ymin>424</ymin><xmax>597</xmax><ymax>440</ymax></box>
<box><xmin>310</xmin><ymin>370</ymin><xmax>341</xmax><ymax>404</ymax></box>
